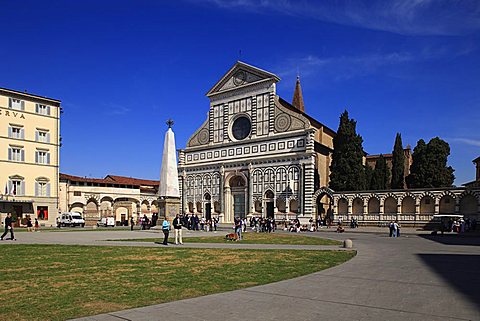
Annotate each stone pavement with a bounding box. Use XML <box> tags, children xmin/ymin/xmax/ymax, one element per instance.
<box><xmin>2</xmin><ymin>228</ymin><xmax>479</xmax><ymax>320</ymax></box>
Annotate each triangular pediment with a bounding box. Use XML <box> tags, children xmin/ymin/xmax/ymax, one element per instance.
<box><xmin>206</xmin><ymin>61</ymin><xmax>280</xmax><ymax>97</ymax></box>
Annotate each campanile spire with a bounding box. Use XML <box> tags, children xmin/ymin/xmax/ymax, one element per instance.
<box><xmin>292</xmin><ymin>76</ymin><xmax>305</xmax><ymax>112</ymax></box>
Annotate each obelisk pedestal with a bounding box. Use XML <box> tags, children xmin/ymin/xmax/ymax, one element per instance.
<box><xmin>158</xmin><ymin>119</ymin><xmax>181</xmax><ymax>221</ymax></box>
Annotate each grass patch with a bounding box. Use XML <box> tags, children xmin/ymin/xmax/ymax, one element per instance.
<box><xmin>111</xmin><ymin>232</ymin><xmax>342</xmax><ymax>245</ymax></box>
<box><xmin>0</xmin><ymin>244</ymin><xmax>354</xmax><ymax>320</ymax></box>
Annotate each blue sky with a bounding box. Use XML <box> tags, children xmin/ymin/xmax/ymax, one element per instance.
<box><xmin>1</xmin><ymin>0</ymin><xmax>479</xmax><ymax>185</ymax></box>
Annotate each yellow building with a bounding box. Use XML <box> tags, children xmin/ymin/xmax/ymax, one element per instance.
<box><xmin>0</xmin><ymin>87</ymin><xmax>60</xmax><ymax>227</ymax></box>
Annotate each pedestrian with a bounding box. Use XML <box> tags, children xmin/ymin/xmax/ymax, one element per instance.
<box><xmin>26</xmin><ymin>216</ymin><xmax>33</xmax><ymax>232</ymax></box>
<box><xmin>234</xmin><ymin>217</ymin><xmax>242</xmax><ymax>240</ymax></box>
<box><xmin>34</xmin><ymin>218</ymin><xmax>39</xmax><ymax>232</ymax></box>
<box><xmin>162</xmin><ymin>217</ymin><xmax>170</xmax><ymax>245</ymax></box>
<box><xmin>173</xmin><ymin>214</ymin><xmax>183</xmax><ymax>245</ymax></box>
<box><xmin>130</xmin><ymin>216</ymin><xmax>134</xmax><ymax>231</ymax></box>
<box><xmin>389</xmin><ymin>221</ymin><xmax>394</xmax><ymax>237</ymax></box>
<box><xmin>393</xmin><ymin>220</ymin><xmax>399</xmax><ymax>238</ymax></box>
<box><xmin>1</xmin><ymin>213</ymin><xmax>16</xmax><ymax>241</ymax></box>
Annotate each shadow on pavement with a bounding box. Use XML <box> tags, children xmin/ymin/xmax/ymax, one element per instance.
<box><xmin>419</xmin><ymin>234</ymin><xmax>480</xmax><ymax>246</ymax></box>
<box><xmin>418</xmin><ymin>254</ymin><xmax>480</xmax><ymax>311</ymax></box>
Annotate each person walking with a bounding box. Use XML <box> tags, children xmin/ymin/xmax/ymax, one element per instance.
<box><xmin>173</xmin><ymin>214</ymin><xmax>183</xmax><ymax>245</ymax></box>
<box><xmin>161</xmin><ymin>217</ymin><xmax>171</xmax><ymax>245</ymax></box>
<box><xmin>130</xmin><ymin>217</ymin><xmax>134</xmax><ymax>231</ymax></box>
<box><xmin>1</xmin><ymin>213</ymin><xmax>15</xmax><ymax>241</ymax></box>
<box><xmin>26</xmin><ymin>216</ymin><xmax>33</xmax><ymax>232</ymax></box>
<box><xmin>34</xmin><ymin>218</ymin><xmax>39</xmax><ymax>232</ymax></box>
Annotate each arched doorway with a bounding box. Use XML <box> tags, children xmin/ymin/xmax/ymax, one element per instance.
<box><xmin>460</xmin><ymin>194</ymin><xmax>477</xmax><ymax>216</ymax></box>
<box><xmin>368</xmin><ymin>198</ymin><xmax>380</xmax><ymax>214</ymax></box>
<box><xmin>439</xmin><ymin>195</ymin><xmax>455</xmax><ymax>214</ymax></box>
<box><xmin>316</xmin><ymin>193</ymin><xmax>333</xmax><ymax>222</ymax></box>
<box><xmin>204</xmin><ymin>193</ymin><xmax>212</xmax><ymax>221</ymax></box>
<box><xmin>337</xmin><ymin>198</ymin><xmax>348</xmax><ymax>215</ymax></box>
<box><xmin>264</xmin><ymin>190</ymin><xmax>274</xmax><ymax>218</ymax></box>
<box><xmin>352</xmin><ymin>197</ymin><xmax>363</xmax><ymax>215</ymax></box>
<box><xmin>230</xmin><ymin>175</ymin><xmax>246</xmax><ymax>219</ymax></box>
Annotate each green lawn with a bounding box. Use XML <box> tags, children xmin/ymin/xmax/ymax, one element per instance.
<box><xmin>111</xmin><ymin>232</ymin><xmax>342</xmax><ymax>245</ymax></box>
<box><xmin>0</xmin><ymin>245</ymin><xmax>354</xmax><ymax>320</ymax></box>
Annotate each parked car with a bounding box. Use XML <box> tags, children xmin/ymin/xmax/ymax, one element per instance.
<box><xmin>59</xmin><ymin>212</ymin><xmax>85</xmax><ymax>227</ymax></box>
<box><xmin>97</xmin><ymin>217</ymin><xmax>115</xmax><ymax>227</ymax></box>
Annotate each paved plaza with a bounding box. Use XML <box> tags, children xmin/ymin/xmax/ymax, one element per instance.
<box><xmin>2</xmin><ymin>228</ymin><xmax>479</xmax><ymax>321</ymax></box>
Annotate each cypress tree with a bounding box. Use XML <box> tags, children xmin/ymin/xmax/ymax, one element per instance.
<box><xmin>391</xmin><ymin>133</ymin><xmax>405</xmax><ymax>189</ymax></box>
<box><xmin>365</xmin><ymin>165</ymin><xmax>374</xmax><ymax>190</ymax></box>
<box><xmin>329</xmin><ymin>110</ymin><xmax>366</xmax><ymax>191</ymax></box>
<box><xmin>370</xmin><ymin>154</ymin><xmax>389</xmax><ymax>190</ymax></box>
<box><xmin>406</xmin><ymin>137</ymin><xmax>455</xmax><ymax>188</ymax></box>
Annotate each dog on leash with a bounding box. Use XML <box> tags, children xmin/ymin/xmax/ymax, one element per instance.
<box><xmin>225</xmin><ymin>233</ymin><xmax>239</xmax><ymax>241</ymax></box>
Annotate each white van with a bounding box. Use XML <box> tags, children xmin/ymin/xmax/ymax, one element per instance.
<box><xmin>59</xmin><ymin>212</ymin><xmax>85</xmax><ymax>227</ymax></box>
<box><xmin>97</xmin><ymin>217</ymin><xmax>115</xmax><ymax>227</ymax></box>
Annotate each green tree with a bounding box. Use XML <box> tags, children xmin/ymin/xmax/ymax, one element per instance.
<box><xmin>370</xmin><ymin>154</ymin><xmax>390</xmax><ymax>190</ymax></box>
<box><xmin>329</xmin><ymin>110</ymin><xmax>366</xmax><ymax>191</ymax></box>
<box><xmin>406</xmin><ymin>137</ymin><xmax>455</xmax><ymax>188</ymax></box>
<box><xmin>365</xmin><ymin>165</ymin><xmax>374</xmax><ymax>190</ymax></box>
<box><xmin>391</xmin><ymin>133</ymin><xmax>405</xmax><ymax>189</ymax></box>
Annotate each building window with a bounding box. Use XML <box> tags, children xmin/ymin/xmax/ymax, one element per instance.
<box><xmin>35</xmin><ymin>180</ymin><xmax>50</xmax><ymax>197</ymax></box>
<box><xmin>8</xmin><ymin>126</ymin><xmax>24</xmax><ymax>139</ymax></box>
<box><xmin>36</xmin><ymin>130</ymin><xmax>50</xmax><ymax>143</ymax></box>
<box><xmin>256</xmin><ymin>93</ymin><xmax>270</xmax><ymax>136</ymax></box>
<box><xmin>8</xmin><ymin>178</ymin><xmax>24</xmax><ymax>196</ymax></box>
<box><xmin>8</xmin><ymin>98</ymin><xmax>25</xmax><ymax>111</ymax></box>
<box><xmin>36</xmin><ymin>104</ymin><xmax>50</xmax><ymax>116</ymax></box>
<box><xmin>74</xmin><ymin>191</ymin><xmax>81</xmax><ymax>196</ymax></box>
<box><xmin>35</xmin><ymin>150</ymin><xmax>50</xmax><ymax>164</ymax></box>
<box><xmin>213</xmin><ymin>104</ymin><xmax>224</xmax><ymax>143</ymax></box>
<box><xmin>8</xmin><ymin>146</ymin><xmax>25</xmax><ymax>162</ymax></box>
<box><xmin>37</xmin><ymin>206</ymin><xmax>49</xmax><ymax>220</ymax></box>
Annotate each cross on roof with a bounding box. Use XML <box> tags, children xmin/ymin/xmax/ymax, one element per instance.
<box><xmin>166</xmin><ymin>119</ymin><xmax>174</xmax><ymax>128</ymax></box>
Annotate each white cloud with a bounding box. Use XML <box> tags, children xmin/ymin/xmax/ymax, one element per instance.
<box><xmin>450</xmin><ymin>138</ymin><xmax>480</xmax><ymax>147</ymax></box>
<box><xmin>197</xmin><ymin>0</ymin><xmax>480</xmax><ymax>36</ymax></box>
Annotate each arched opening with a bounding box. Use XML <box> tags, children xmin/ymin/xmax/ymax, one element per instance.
<box><xmin>264</xmin><ymin>190</ymin><xmax>274</xmax><ymax>218</ymax></box>
<box><xmin>70</xmin><ymin>202</ymin><xmax>84</xmax><ymax>214</ymax></box>
<box><xmin>229</xmin><ymin>175</ymin><xmax>247</xmax><ymax>219</ymax></box>
<box><xmin>204</xmin><ymin>193</ymin><xmax>212</xmax><ymax>220</ymax></box>
<box><xmin>289</xmin><ymin>199</ymin><xmax>298</xmax><ymax>213</ymax></box>
<box><xmin>213</xmin><ymin>201</ymin><xmax>220</xmax><ymax>214</ymax></box>
<box><xmin>277</xmin><ymin>199</ymin><xmax>286</xmax><ymax>213</ymax></box>
<box><xmin>196</xmin><ymin>201</ymin><xmax>202</xmax><ymax>213</ymax></box>
<box><xmin>188</xmin><ymin>202</ymin><xmax>194</xmax><ymax>213</ymax></box>
<box><xmin>420</xmin><ymin>196</ymin><xmax>434</xmax><ymax>214</ymax></box>
<box><xmin>384</xmin><ymin>197</ymin><xmax>397</xmax><ymax>215</ymax></box>
<box><xmin>460</xmin><ymin>195</ymin><xmax>477</xmax><ymax>215</ymax></box>
<box><xmin>151</xmin><ymin>200</ymin><xmax>158</xmax><ymax>215</ymax></box>
<box><xmin>368</xmin><ymin>198</ymin><xmax>380</xmax><ymax>214</ymax></box>
<box><xmin>254</xmin><ymin>200</ymin><xmax>262</xmax><ymax>213</ymax></box>
<box><xmin>115</xmin><ymin>207</ymin><xmax>128</xmax><ymax>224</ymax></box>
<box><xmin>84</xmin><ymin>200</ymin><xmax>98</xmax><ymax>225</ymax></box>
<box><xmin>401</xmin><ymin>196</ymin><xmax>415</xmax><ymax>214</ymax></box>
<box><xmin>316</xmin><ymin>193</ymin><xmax>333</xmax><ymax>222</ymax></box>
<box><xmin>337</xmin><ymin>198</ymin><xmax>348</xmax><ymax>215</ymax></box>
<box><xmin>439</xmin><ymin>195</ymin><xmax>455</xmax><ymax>214</ymax></box>
<box><xmin>352</xmin><ymin>197</ymin><xmax>363</xmax><ymax>215</ymax></box>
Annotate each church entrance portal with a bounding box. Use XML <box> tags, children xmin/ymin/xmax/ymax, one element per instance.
<box><xmin>205</xmin><ymin>203</ymin><xmax>212</xmax><ymax>221</ymax></box>
<box><xmin>266</xmin><ymin>202</ymin><xmax>274</xmax><ymax>218</ymax></box>
<box><xmin>234</xmin><ymin>194</ymin><xmax>246</xmax><ymax>219</ymax></box>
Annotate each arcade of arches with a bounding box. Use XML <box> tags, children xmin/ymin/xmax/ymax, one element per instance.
<box><xmin>331</xmin><ymin>187</ymin><xmax>480</xmax><ymax>225</ymax></box>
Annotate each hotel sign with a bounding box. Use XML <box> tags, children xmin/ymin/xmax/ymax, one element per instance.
<box><xmin>0</xmin><ymin>110</ymin><xmax>26</xmax><ymax>119</ymax></box>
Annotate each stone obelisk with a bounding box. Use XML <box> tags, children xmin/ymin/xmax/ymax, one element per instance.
<box><xmin>158</xmin><ymin>119</ymin><xmax>181</xmax><ymax>220</ymax></box>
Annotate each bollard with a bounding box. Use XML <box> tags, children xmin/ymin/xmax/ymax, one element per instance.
<box><xmin>343</xmin><ymin>239</ymin><xmax>353</xmax><ymax>248</ymax></box>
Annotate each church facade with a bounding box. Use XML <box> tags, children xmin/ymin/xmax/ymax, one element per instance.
<box><xmin>178</xmin><ymin>61</ymin><xmax>335</xmax><ymax>223</ymax></box>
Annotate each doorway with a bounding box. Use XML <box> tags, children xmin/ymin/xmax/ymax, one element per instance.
<box><xmin>233</xmin><ymin>194</ymin><xmax>246</xmax><ymax>219</ymax></box>
<box><xmin>266</xmin><ymin>202</ymin><xmax>274</xmax><ymax>219</ymax></box>
<box><xmin>205</xmin><ymin>203</ymin><xmax>212</xmax><ymax>221</ymax></box>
